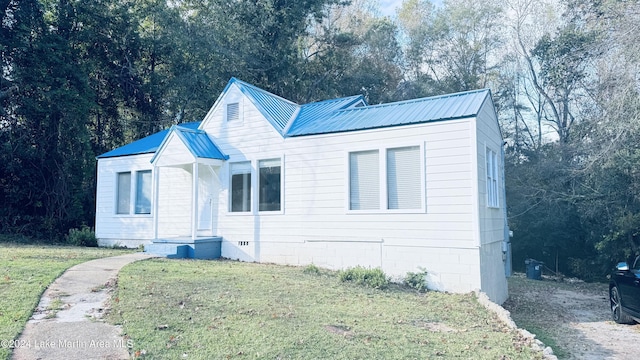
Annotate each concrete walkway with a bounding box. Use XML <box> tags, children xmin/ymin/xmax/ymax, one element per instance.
<box><xmin>12</xmin><ymin>253</ymin><xmax>157</xmax><ymax>360</ymax></box>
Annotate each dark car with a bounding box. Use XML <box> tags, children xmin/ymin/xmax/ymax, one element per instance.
<box><xmin>609</xmin><ymin>255</ymin><xmax>640</xmax><ymax>324</ymax></box>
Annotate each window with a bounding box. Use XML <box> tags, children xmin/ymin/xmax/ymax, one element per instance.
<box><xmin>486</xmin><ymin>148</ymin><xmax>499</xmax><ymax>208</ymax></box>
<box><xmin>116</xmin><ymin>172</ymin><xmax>131</xmax><ymax>214</ymax></box>
<box><xmin>135</xmin><ymin>170</ymin><xmax>152</xmax><ymax>214</ymax></box>
<box><xmin>387</xmin><ymin>146</ymin><xmax>421</xmax><ymax>210</ymax></box>
<box><xmin>230</xmin><ymin>162</ymin><xmax>251</xmax><ymax>212</ymax></box>
<box><xmin>349</xmin><ymin>150</ymin><xmax>380</xmax><ymax>210</ymax></box>
<box><xmin>226</xmin><ymin>102</ymin><xmax>239</xmax><ymax>122</ymax></box>
<box><xmin>116</xmin><ymin>170</ymin><xmax>152</xmax><ymax>215</ymax></box>
<box><xmin>259</xmin><ymin>158</ymin><xmax>281</xmax><ymax>211</ymax></box>
<box><xmin>348</xmin><ymin>146</ymin><xmax>424</xmax><ymax>212</ymax></box>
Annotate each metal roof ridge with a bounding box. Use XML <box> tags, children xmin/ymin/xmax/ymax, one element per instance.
<box><xmin>282</xmin><ymin>105</ymin><xmax>302</xmax><ymax>135</ymax></box>
<box><xmin>336</xmin><ymin>88</ymin><xmax>490</xmax><ymax>112</ymax></box>
<box><xmin>174</xmin><ymin>125</ymin><xmax>204</xmax><ymax>134</ymax></box>
<box><xmin>232</xmin><ymin>78</ymin><xmax>299</xmax><ymax>107</ymax></box>
<box><xmin>300</xmin><ymin>94</ymin><xmax>365</xmax><ymax>107</ymax></box>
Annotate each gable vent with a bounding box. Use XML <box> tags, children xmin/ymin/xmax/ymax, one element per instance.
<box><xmin>227</xmin><ymin>102</ymin><xmax>240</xmax><ymax>122</ymax></box>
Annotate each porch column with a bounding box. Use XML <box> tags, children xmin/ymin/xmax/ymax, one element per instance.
<box><xmin>152</xmin><ymin>165</ymin><xmax>159</xmax><ymax>240</ymax></box>
<box><xmin>192</xmin><ymin>162</ymin><xmax>199</xmax><ymax>240</ymax></box>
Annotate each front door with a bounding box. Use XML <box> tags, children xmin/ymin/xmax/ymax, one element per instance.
<box><xmin>197</xmin><ymin>167</ymin><xmax>214</xmax><ymax>233</ymax></box>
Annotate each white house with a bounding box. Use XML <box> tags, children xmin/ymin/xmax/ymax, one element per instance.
<box><xmin>95</xmin><ymin>77</ymin><xmax>510</xmax><ymax>303</ymax></box>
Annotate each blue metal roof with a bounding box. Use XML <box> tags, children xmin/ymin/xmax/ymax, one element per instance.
<box><xmin>99</xmin><ymin>79</ymin><xmax>494</xmax><ymax>161</ymax></box>
<box><xmin>231</xmin><ymin>78</ymin><xmax>299</xmax><ymax>134</ymax></box>
<box><xmin>286</xmin><ymin>95</ymin><xmax>366</xmax><ymax>134</ymax></box>
<box><xmin>226</xmin><ymin>78</ymin><xmax>490</xmax><ymax>137</ymax></box>
<box><xmin>286</xmin><ymin>89</ymin><xmax>491</xmax><ymax>136</ymax></box>
<box><xmin>150</xmin><ymin>125</ymin><xmax>228</xmax><ymax>164</ymax></box>
<box><xmin>171</xmin><ymin>126</ymin><xmax>228</xmax><ymax>160</ymax></box>
<box><xmin>97</xmin><ymin>122</ymin><xmax>200</xmax><ymax>158</ymax></box>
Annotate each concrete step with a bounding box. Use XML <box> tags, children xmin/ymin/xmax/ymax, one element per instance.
<box><xmin>144</xmin><ymin>237</ymin><xmax>222</xmax><ymax>259</ymax></box>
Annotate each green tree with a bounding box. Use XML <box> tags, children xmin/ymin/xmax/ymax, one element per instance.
<box><xmin>1</xmin><ymin>0</ymin><xmax>95</xmax><ymax>238</ymax></box>
<box><xmin>397</xmin><ymin>0</ymin><xmax>503</xmax><ymax>96</ymax></box>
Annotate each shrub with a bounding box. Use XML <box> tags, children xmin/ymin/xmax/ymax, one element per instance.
<box><xmin>404</xmin><ymin>269</ymin><xmax>429</xmax><ymax>292</ymax></box>
<box><xmin>303</xmin><ymin>264</ymin><xmax>321</xmax><ymax>275</ymax></box>
<box><xmin>66</xmin><ymin>226</ymin><xmax>98</xmax><ymax>247</ymax></box>
<box><xmin>339</xmin><ymin>266</ymin><xmax>389</xmax><ymax>289</ymax></box>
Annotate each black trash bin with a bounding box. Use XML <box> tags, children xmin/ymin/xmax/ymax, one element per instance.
<box><xmin>525</xmin><ymin>259</ymin><xmax>543</xmax><ymax>280</ymax></box>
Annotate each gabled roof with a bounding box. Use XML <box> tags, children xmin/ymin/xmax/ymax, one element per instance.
<box><xmin>286</xmin><ymin>95</ymin><xmax>366</xmax><ymax>135</ymax></box>
<box><xmin>230</xmin><ymin>78</ymin><xmax>299</xmax><ymax>134</ymax></box>
<box><xmin>220</xmin><ymin>78</ymin><xmax>491</xmax><ymax>137</ymax></box>
<box><xmin>97</xmin><ymin>122</ymin><xmax>200</xmax><ymax>159</ymax></box>
<box><xmin>150</xmin><ymin>125</ymin><xmax>228</xmax><ymax>164</ymax></box>
<box><xmin>98</xmin><ymin>79</ymin><xmax>494</xmax><ymax>160</ymax></box>
<box><xmin>286</xmin><ymin>89</ymin><xmax>491</xmax><ymax>136</ymax></box>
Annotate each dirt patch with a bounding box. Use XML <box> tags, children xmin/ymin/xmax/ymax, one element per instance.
<box><xmin>503</xmin><ymin>273</ymin><xmax>640</xmax><ymax>360</ymax></box>
<box><xmin>324</xmin><ymin>324</ymin><xmax>354</xmax><ymax>338</ymax></box>
<box><xmin>412</xmin><ymin>320</ymin><xmax>458</xmax><ymax>333</ymax></box>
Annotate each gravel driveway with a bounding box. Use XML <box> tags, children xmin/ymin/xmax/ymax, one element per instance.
<box><xmin>503</xmin><ymin>274</ymin><xmax>640</xmax><ymax>360</ymax></box>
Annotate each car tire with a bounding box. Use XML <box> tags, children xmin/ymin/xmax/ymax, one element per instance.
<box><xmin>610</xmin><ymin>286</ymin><xmax>635</xmax><ymax>324</ymax></box>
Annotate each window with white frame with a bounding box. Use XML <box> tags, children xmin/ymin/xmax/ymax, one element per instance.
<box><xmin>230</xmin><ymin>162</ymin><xmax>252</xmax><ymax>212</ymax></box>
<box><xmin>349</xmin><ymin>150</ymin><xmax>380</xmax><ymax>210</ymax></box>
<box><xmin>349</xmin><ymin>146</ymin><xmax>424</xmax><ymax>212</ymax></box>
<box><xmin>116</xmin><ymin>170</ymin><xmax>152</xmax><ymax>215</ymax></box>
<box><xmin>259</xmin><ymin>158</ymin><xmax>282</xmax><ymax>211</ymax></box>
<box><xmin>387</xmin><ymin>146</ymin><xmax>422</xmax><ymax>210</ymax></box>
<box><xmin>116</xmin><ymin>172</ymin><xmax>131</xmax><ymax>214</ymax></box>
<box><xmin>486</xmin><ymin>148</ymin><xmax>499</xmax><ymax>208</ymax></box>
<box><xmin>135</xmin><ymin>170</ymin><xmax>152</xmax><ymax>214</ymax></box>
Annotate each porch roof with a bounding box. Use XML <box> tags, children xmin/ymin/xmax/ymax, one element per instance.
<box><xmin>96</xmin><ymin>122</ymin><xmax>201</xmax><ymax>159</ymax></box>
<box><xmin>150</xmin><ymin>125</ymin><xmax>229</xmax><ymax>164</ymax></box>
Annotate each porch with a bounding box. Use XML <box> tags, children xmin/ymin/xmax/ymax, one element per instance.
<box><xmin>145</xmin><ymin>236</ymin><xmax>222</xmax><ymax>259</ymax></box>
<box><xmin>150</xmin><ymin>124</ymin><xmax>228</xmax><ymax>243</ymax></box>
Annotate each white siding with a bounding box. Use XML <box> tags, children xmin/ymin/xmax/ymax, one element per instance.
<box><xmin>200</xmin><ymin>89</ymin><xmax>485</xmax><ymax>296</ymax></box>
<box><xmin>97</xmin><ymin>87</ymin><xmax>508</xmax><ymax>303</ymax></box>
<box><xmin>475</xmin><ymin>97</ymin><xmax>508</xmax><ymax>304</ymax></box>
<box><xmin>156</xmin><ymin>165</ymin><xmax>192</xmax><ymax>238</ymax></box>
<box><xmin>153</xmin><ymin>132</ymin><xmax>195</xmax><ymax>167</ymax></box>
<box><xmin>95</xmin><ymin>154</ymin><xmax>155</xmax><ymax>247</ymax></box>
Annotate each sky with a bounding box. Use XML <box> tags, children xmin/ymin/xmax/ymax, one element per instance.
<box><xmin>378</xmin><ymin>0</ymin><xmax>402</xmax><ymax>17</ymax></box>
<box><xmin>377</xmin><ymin>0</ymin><xmax>443</xmax><ymax>18</ymax></box>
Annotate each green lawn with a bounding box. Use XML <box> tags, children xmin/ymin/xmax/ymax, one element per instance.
<box><xmin>0</xmin><ymin>243</ymin><xmax>133</xmax><ymax>360</ymax></box>
<box><xmin>109</xmin><ymin>259</ymin><xmax>542</xmax><ymax>359</ymax></box>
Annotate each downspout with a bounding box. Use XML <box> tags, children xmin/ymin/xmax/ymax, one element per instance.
<box><xmin>501</xmin><ymin>145</ymin><xmax>512</xmax><ymax>277</ymax></box>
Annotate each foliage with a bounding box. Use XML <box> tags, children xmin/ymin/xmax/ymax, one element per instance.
<box><xmin>397</xmin><ymin>0</ymin><xmax>503</xmax><ymax>96</ymax></box>
<box><xmin>65</xmin><ymin>226</ymin><xmax>98</xmax><ymax>247</ymax></box>
<box><xmin>404</xmin><ymin>269</ymin><xmax>429</xmax><ymax>292</ymax></box>
<box><xmin>338</xmin><ymin>266</ymin><xmax>389</xmax><ymax>289</ymax></box>
<box><xmin>303</xmin><ymin>263</ymin><xmax>321</xmax><ymax>275</ymax></box>
<box><xmin>108</xmin><ymin>259</ymin><xmax>542</xmax><ymax>359</ymax></box>
<box><xmin>1</xmin><ymin>0</ymin><xmax>640</xmax><ymax>282</ymax></box>
<box><xmin>0</xmin><ymin>244</ymin><xmax>133</xmax><ymax>360</ymax></box>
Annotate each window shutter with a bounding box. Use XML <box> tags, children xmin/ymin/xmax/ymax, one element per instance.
<box><xmin>387</xmin><ymin>146</ymin><xmax>421</xmax><ymax>209</ymax></box>
<box><xmin>349</xmin><ymin>150</ymin><xmax>380</xmax><ymax>210</ymax></box>
<box><xmin>226</xmin><ymin>102</ymin><xmax>239</xmax><ymax>122</ymax></box>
